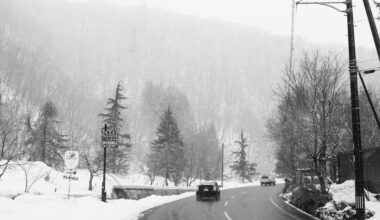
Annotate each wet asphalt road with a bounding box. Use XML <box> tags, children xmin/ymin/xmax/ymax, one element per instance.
<box><xmin>138</xmin><ymin>184</ymin><xmax>316</xmax><ymax>220</ymax></box>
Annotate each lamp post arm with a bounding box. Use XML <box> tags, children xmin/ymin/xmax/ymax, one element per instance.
<box><xmin>296</xmin><ymin>1</ymin><xmax>347</xmax><ymax>13</ymax></box>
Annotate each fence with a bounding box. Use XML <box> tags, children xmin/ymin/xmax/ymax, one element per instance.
<box><xmin>337</xmin><ymin>147</ymin><xmax>380</xmax><ymax>193</ymax></box>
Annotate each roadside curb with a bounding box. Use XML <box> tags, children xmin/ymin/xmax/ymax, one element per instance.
<box><xmin>278</xmin><ymin>195</ymin><xmax>320</xmax><ymax>220</ymax></box>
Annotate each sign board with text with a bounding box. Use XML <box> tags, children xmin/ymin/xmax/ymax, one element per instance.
<box><xmin>64</xmin><ymin>151</ymin><xmax>79</xmax><ymax>170</ymax></box>
<box><xmin>101</xmin><ymin>127</ymin><xmax>118</xmax><ymax>147</ymax></box>
<box><xmin>63</xmin><ymin>175</ymin><xmax>78</xmax><ymax>181</ymax></box>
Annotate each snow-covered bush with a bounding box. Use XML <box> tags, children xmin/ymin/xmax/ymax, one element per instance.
<box><xmin>289</xmin><ymin>184</ymin><xmax>332</xmax><ymax>214</ymax></box>
<box><xmin>315</xmin><ymin>201</ymin><xmax>374</xmax><ymax>220</ymax></box>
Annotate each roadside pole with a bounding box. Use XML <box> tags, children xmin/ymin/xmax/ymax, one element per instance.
<box><xmin>101</xmin><ymin>145</ymin><xmax>107</xmax><ymax>202</ymax></box>
<box><xmin>63</xmin><ymin>151</ymin><xmax>79</xmax><ymax>200</ymax></box>
<box><xmin>101</xmin><ymin>124</ymin><xmax>118</xmax><ymax>203</ymax></box>
<box><xmin>293</xmin><ymin>1</ymin><xmax>365</xmax><ymax>218</ymax></box>
<box><xmin>68</xmin><ymin>171</ymin><xmax>72</xmax><ymax>200</ymax></box>
<box><xmin>221</xmin><ymin>143</ymin><xmax>224</xmax><ymax>187</ymax></box>
<box><xmin>346</xmin><ymin>1</ymin><xmax>365</xmax><ymax>219</ymax></box>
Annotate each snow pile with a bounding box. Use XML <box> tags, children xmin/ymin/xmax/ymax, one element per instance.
<box><xmin>0</xmin><ymin>161</ymin><xmax>60</xmax><ymax>195</ymax></box>
<box><xmin>315</xmin><ymin>180</ymin><xmax>380</xmax><ymax>220</ymax></box>
<box><xmin>329</xmin><ymin>180</ymin><xmax>356</xmax><ymax>205</ymax></box>
<box><xmin>0</xmin><ymin>161</ymin><xmax>181</xmax><ymax>198</ymax></box>
<box><xmin>0</xmin><ymin>192</ymin><xmax>195</xmax><ymax>220</ymax></box>
<box><xmin>0</xmin><ymin>161</ymin><xmax>196</xmax><ymax>220</ymax></box>
<box><xmin>0</xmin><ymin>161</ymin><xmax>265</xmax><ymax>220</ymax></box>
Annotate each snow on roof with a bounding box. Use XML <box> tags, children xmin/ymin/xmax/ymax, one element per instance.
<box><xmin>199</xmin><ymin>181</ymin><xmax>217</xmax><ymax>186</ymax></box>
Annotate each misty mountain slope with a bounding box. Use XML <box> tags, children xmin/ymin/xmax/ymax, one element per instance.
<box><xmin>0</xmin><ymin>0</ymin><xmax>291</xmax><ymax>172</ymax></box>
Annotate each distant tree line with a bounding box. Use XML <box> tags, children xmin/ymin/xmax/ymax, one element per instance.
<box><xmin>0</xmin><ymin>77</ymin><xmax>259</xmax><ymax>189</ymax></box>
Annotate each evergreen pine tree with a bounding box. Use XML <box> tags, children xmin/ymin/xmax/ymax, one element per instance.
<box><xmin>205</xmin><ymin>123</ymin><xmax>222</xmax><ymax>180</ymax></box>
<box><xmin>25</xmin><ymin>101</ymin><xmax>67</xmax><ymax>168</ymax></box>
<box><xmin>230</xmin><ymin>130</ymin><xmax>256</xmax><ymax>182</ymax></box>
<box><xmin>98</xmin><ymin>82</ymin><xmax>131</xmax><ymax>174</ymax></box>
<box><xmin>148</xmin><ymin>106</ymin><xmax>185</xmax><ymax>186</ymax></box>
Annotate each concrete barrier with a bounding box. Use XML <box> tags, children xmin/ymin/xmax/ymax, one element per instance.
<box><xmin>112</xmin><ymin>185</ymin><xmax>196</xmax><ymax>200</ymax></box>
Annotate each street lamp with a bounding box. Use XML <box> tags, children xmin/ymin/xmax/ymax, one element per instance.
<box><xmin>363</xmin><ymin>69</ymin><xmax>376</xmax><ymax>74</ymax></box>
<box><xmin>221</xmin><ymin>143</ymin><xmax>224</xmax><ymax>187</ymax></box>
<box><xmin>296</xmin><ymin>1</ymin><xmax>366</xmax><ymax>219</ymax></box>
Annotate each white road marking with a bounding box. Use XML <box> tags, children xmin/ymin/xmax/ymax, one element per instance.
<box><xmin>224</xmin><ymin>211</ymin><xmax>233</xmax><ymax>220</ymax></box>
<box><xmin>230</xmin><ymin>195</ymin><xmax>236</xmax><ymax>199</ymax></box>
<box><xmin>224</xmin><ymin>201</ymin><xmax>229</xmax><ymax>207</ymax></box>
<box><xmin>269</xmin><ymin>197</ymin><xmax>300</xmax><ymax>220</ymax></box>
<box><xmin>240</xmin><ymin>191</ymin><xmax>247</xmax><ymax>195</ymax></box>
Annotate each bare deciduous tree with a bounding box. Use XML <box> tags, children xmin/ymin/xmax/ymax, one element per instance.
<box><xmin>268</xmin><ymin>51</ymin><xmax>348</xmax><ymax>193</ymax></box>
<box><xmin>17</xmin><ymin>161</ymin><xmax>49</xmax><ymax>193</ymax></box>
<box><xmin>0</xmin><ymin>103</ymin><xmax>24</xmax><ymax>179</ymax></box>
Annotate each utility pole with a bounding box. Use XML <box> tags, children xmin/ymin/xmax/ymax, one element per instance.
<box><xmin>362</xmin><ymin>0</ymin><xmax>380</xmax><ymax>62</ymax></box>
<box><xmin>221</xmin><ymin>143</ymin><xmax>224</xmax><ymax>187</ymax></box>
<box><xmin>295</xmin><ymin>1</ymin><xmax>365</xmax><ymax>219</ymax></box>
<box><xmin>346</xmin><ymin>1</ymin><xmax>365</xmax><ymax>218</ymax></box>
<box><xmin>101</xmin><ymin>124</ymin><xmax>107</xmax><ymax>202</ymax></box>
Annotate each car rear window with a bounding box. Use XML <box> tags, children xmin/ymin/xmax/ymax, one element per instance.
<box><xmin>199</xmin><ymin>185</ymin><xmax>213</xmax><ymax>191</ymax></box>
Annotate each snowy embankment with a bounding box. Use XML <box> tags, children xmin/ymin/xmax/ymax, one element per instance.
<box><xmin>283</xmin><ymin>180</ymin><xmax>380</xmax><ymax>220</ymax></box>
<box><xmin>318</xmin><ymin>180</ymin><xmax>380</xmax><ymax>220</ymax></box>
<box><xmin>0</xmin><ymin>161</ymin><xmax>262</xmax><ymax>220</ymax></box>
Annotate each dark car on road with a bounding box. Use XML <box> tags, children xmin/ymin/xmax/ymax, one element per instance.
<box><xmin>196</xmin><ymin>181</ymin><xmax>220</xmax><ymax>201</ymax></box>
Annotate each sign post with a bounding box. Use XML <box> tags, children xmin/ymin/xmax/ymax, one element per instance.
<box><xmin>101</xmin><ymin>124</ymin><xmax>118</xmax><ymax>202</ymax></box>
<box><xmin>63</xmin><ymin>151</ymin><xmax>79</xmax><ymax>200</ymax></box>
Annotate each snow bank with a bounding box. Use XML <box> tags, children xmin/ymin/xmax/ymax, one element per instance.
<box><xmin>0</xmin><ymin>161</ymin><xmax>265</xmax><ymax>220</ymax></box>
<box><xmin>329</xmin><ymin>180</ymin><xmax>356</xmax><ymax>205</ymax></box>
<box><xmin>329</xmin><ymin>180</ymin><xmax>377</xmax><ymax>204</ymax></box>
<box><xmin>0</xmin><ymin>161</ymin><xmax>179</xmax><ymax>197</ymax></box>
<box><xmin>0</xmin><ymin>192</ymin><xmax>195</xmax><ymax>220</ymax></box>
<box><xmin>0</xmin><ymin>161</ymin><xmax>197</xmax><ymax>220</ymax></box>
<box><xmin>324</xmin><ymin>180</ymin><xmax>380</xmax><ymax>220</ymax></box>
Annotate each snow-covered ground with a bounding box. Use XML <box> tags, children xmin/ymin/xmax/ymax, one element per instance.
<box><xmin>328</xmin><ymin>180</ymin><xmax>380</xmax><ymax>220</ymax></box>
<box><xmin>0</xmin><ymin>161</ymin><xmax>263</xmax><ymax>220</ymax></box>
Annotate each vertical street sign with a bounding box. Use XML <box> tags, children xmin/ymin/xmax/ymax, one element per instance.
<box><xmin>64</xmin><ymin>151</ymin><xmax>79</xmax><ymax>200</ymax></box>
<box><xmin>101</xmin><ymin>124</ymin><xmax>118</xmax><ymax>202</ymax></box>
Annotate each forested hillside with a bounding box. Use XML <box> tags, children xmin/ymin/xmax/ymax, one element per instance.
<box><xmin>0</xmin><ymin>0</ymin><xmax>293</xmax><ymax>173</ymax></box>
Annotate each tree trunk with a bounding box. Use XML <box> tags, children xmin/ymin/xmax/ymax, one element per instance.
<box><xmin>314</xmin><ymin>157</ymin><xmax>327</xmax><ymax>193</ymax></box>
<box><xmin>24</xmin><ymin>173</ymin><xmax>28</xmax><ymax>193</ymax></box>
<box><xmin>41</xmin><ymin>120</ymin><xmax>47</xmax><ymax>163</ymax></box>
<box><xmin>149</xmin><ymin>171</ymin><xmax>156</xmax><ymax>185</ymax></box>
<box><xmin>318</xmin><ymin>172</ymin><xmax>326</xmax><ymax>193</ymax></box>
<box><xmin>165</xmin><ymin>171</ymin><xmax>169</xmax><ymax>186</ymax></box>
<box><xmin>88</xmin><ymin>171</ymin><xmax>94</xmax><ymax>191</ymax></box>
<box><xmin>173</xmin><ymin>174</ymin><xmax>179</xmax><ymax>186</ymax></box>
<box><xmin>313</xmin><ymin>157</ymin><xmax>318</xmax><ymax>185</ymax></box>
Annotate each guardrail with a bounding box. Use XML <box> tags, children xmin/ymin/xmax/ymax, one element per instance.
<box><xmin>112</xmin><ymin>185</ymin><xmax>196</xmax><ymax>200</ymax></box>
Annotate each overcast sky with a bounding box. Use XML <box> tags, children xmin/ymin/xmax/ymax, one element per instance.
<box><xmin>101</xmin><ymin>0</ymin><xmax>380</xmax><ymax>50</ymax></box>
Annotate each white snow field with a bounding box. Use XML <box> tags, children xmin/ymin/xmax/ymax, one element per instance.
<box><xmin>0</xmin><ymin>161</ymin><xmax>262</xmax><ymax>220</ymax></box>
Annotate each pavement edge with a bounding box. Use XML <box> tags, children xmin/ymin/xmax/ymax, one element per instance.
<box><xmin>278</xmin><ymin>195</ymin><xmax>320</xmax><ymax>220</ymax></box>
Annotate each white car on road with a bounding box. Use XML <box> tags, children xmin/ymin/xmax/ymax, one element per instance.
<box><xmin>260</xmin><ymin>175</ymin><xmax>276</xmax><ymax>186</ymax></box>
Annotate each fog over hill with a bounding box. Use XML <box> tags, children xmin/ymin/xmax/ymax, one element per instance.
<box><xmin>0</xmin><ymin>0</ymin><xmax>302</xmax><ymax>173</ymax></box>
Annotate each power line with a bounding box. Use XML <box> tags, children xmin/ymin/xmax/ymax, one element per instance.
<box><xmin>290</xmin><ymin>0</ymin><xmax>297</xmax><ymax>71</ymax></box>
